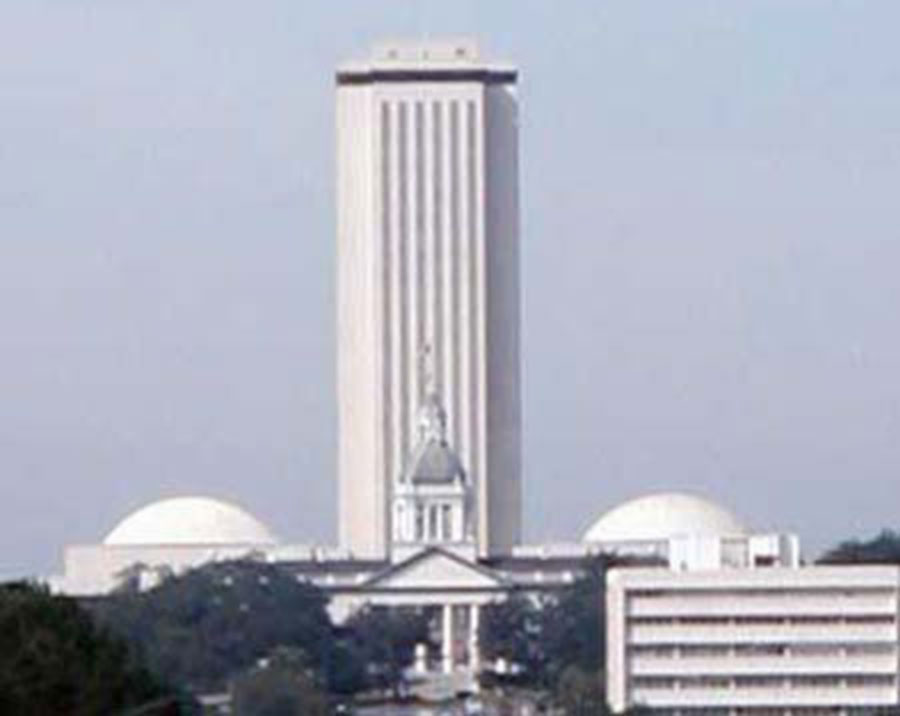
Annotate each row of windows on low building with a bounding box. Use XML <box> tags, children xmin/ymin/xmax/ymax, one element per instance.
<box><xmin>651</xmin><ymin>707</ymin><xmax>877</xmax><ymax>716</ymax></box>
<box><xmin>629</xmin><ymin>643</ymin><xmax>897</xmax><ymax>658</ymax></box>
<box><xmin>628</xmin><ymin>589</ymin><xmax>897</xmax><ymax>599</ymax></box>
<box><xmin>633</xmin><ymin>675</ymin><xmax>897</xmax><ymax>690</ymax></box>
<box><xmin>629</xmin><ymin>614</ymin><xmax>896</xmax><ymax>626</ymax></box>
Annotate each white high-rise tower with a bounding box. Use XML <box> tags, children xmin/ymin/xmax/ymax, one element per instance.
<box><xmin>336</xmin><ymin>40</ymin><xmax>520</xmax><ymax>559</ymax></box>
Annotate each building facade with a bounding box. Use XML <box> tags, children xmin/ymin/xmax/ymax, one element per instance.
<box><xmin>54</xmin><ymin>39</ymin><xmax>900</xmax><ymax>703</ymax></box>
<box><xmin>336</xmin><ymin>40</ymin><xmax>521</xmax><ymax>559</ymax></box>
<box><xmin>582</xmin><ymin>492</ymin><xmax>801</xmax><ymax>571</ymax></box>
<box><xmin>607</xmin><ymin>566</ymin><xmax>900</xmax><ymax>716</ymax></box>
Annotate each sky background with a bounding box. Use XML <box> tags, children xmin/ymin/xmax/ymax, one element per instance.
<box><xmin>3</xmin><ymin>1</ymin><xmax>900</xmax><ymax>577</ymax></box>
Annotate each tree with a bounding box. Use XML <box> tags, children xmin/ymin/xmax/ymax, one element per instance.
<box><xmin>0</xmin><ymin>581</ymin><xmax>186</xmax><ymax>716</ymax></box>
<box><xmin>541</xmin><ymin>556</ymin><xmax>610</xmax><ymax>682</ymax></box>
<box><xmin>482</xmin><ymin>556</ymin><xmax>611</xmax><ymax>690</ymax></box>
<box><xmin>230</xmin><ymin>648</ymin><xmax>330</xmax><ymax>716</ymax></box>
<box><xmin>322</xmin><ymin>637</ymin><xmax>367</xmax><ymax>696</ymax></box>
<box><xmin>88</xmin><ymin>560</ymin><xmax>333</xmax><ymax>693</ymax></box>
<box><xmin>343</xmin><ymin>606</ymin><xmax>432</xmax><ymax>697</ymax></box>
<box><xmin>479</xmin><ymin>593</ymin><xmax>547</xmax><ymax>683</ymax></box>
<box><xmin>555</xmin><ymin>664</ymin><xmax>609</xmax><ymax>716</ymax></box>
<box><xmin>819</xmin><ymin>530</ymin><xmax>900</xmax><ymax>564</ymax></box>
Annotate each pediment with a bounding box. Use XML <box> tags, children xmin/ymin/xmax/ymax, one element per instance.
<box><xmin>364</xmin><ymin>548</ymin><xmax>505</xmax><ymax>591</ymax></box>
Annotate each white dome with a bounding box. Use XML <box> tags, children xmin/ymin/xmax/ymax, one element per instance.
<box><xmin>582</xmin><ymin>492</ymin><xmax>747</xmax><ymax>543</ymax></box>
<box><xmin>104</xmin><ymin>496</ymin><xmax>277</xmax><ymax>546</ymax></box>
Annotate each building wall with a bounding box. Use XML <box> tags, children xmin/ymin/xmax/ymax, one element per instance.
<box><xmin>336</xmin><ymin>80</ymin><xmax>383</xmax><ymax>558</ymax></box>
<box><xmin>607</xmin><ymin>566</ymin><xmax>900</xmax><ymax>716</ymax></box>
<box><xmin>56</xmin><ymin>543</ymin><xmax>272</xmax><ymax>595</ymax></box>
<box><xmin>336</xmin><ymin>46</ymin><xmax>521</xmax><ymax>559</ymax></box>
<box><xmin>483</xmin><ymin>82</ymin><xmax>521</xmax><ymax>556</ymax></box>
<box><xmin>589</xmin><ymin>533</ymin><xmax>800</xmax><ymax>571</ymax></box>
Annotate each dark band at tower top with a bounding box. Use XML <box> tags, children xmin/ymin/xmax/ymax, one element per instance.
<box><xmin>335</xmin><ymin>39</ymin><xmax>517</xmax><ymax>86</ymax></box>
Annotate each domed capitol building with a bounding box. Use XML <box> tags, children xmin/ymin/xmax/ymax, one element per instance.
<box><xmin>52</xmin><ymin>42</ymin><xmax>900</xmax><ymax>715</ymax></box>
<box><xmin>53</xmin><ymin>35</ymin><xmax>797</xmax><ymax>676</ymax></box>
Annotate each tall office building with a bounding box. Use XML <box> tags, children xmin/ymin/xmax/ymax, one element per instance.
<box><xmin>336</xmin><ymin>40</ymin><xmax>520</xmax><ymax>559</ymax></box>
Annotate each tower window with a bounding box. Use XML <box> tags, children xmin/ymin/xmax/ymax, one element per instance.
<box><xmin>428</xmin><ymin>504</ymin><xmax>439</xmax><ymax>541</ymax></box>
<box><xmin>395</xmin><ymin>503</ymin><xmax>405</xmax><ymax>540</ymax></box>
<box><xmin>441</xmin><ymin>504</ymin><xmax>453</xmax><ymax>541</ymax></box>
<box><xmin>415</xmin><ymin>504</ymin><xmax>425</xmax><ymax>541</ymax></box>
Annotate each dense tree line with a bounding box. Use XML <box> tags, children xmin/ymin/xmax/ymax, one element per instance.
<box><xmin>340</xmin><ymin>606</ymin><xmax>432</xmax><ymax>697</ymax></box>
<box><xmin>480</xmin><ymin>555</ymin><xmax>611</xmax><ymax>710</ymax></box>
<box><xmin>230</xmin><ymin>647</ymin><xmax>331</xmax><ymax>716</ymax></box>
<box><xmin>17</xmin><ymin>532</ymin><xmax>900</xmax><ymax>714</ymax></box>
<box><xmin>0</xmin><ymin>555</ymin><xmax>642</xmax><ymax>712</ymax></box>
<box><xmin>87</xmin><ymin>559</ymin><xmax>433</xmax><ymax>703</ymax></box>
<box><xmin>818</xmin><ymin>529</ymin><xmax>900</xmax><ymax>564</ymax></box>
<box><xmin>0</xmin><ymin>581</ymin><xmax>188</xmax><ymax>716</ymax></box>
<box><xmin>88</xmin><ymin>561</ymin><xmax>334</xmax><ymax>694</ymax></box>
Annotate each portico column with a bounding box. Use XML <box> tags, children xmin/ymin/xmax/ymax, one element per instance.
<box><xmin>469</xmin><ymin>604</ymin><xmax>481</xmax><ymax>672</ymax></box>
<box><xmin>442</xmin><ymin>604</ymin><xmax>453</xmax><ymax>673</ymax></box>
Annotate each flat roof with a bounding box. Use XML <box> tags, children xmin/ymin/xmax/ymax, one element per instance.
<box><xmin>607</xmin><ymin>564</ymin><xmax>900</xmax><ymax>590</ymax></box>
<box><xmin>337</xmin><ymin>39</ymin><xmax>516</xmax><ymax>86</ymax></box>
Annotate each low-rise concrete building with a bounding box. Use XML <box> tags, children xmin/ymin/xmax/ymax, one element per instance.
<box><xmin>607</xmin><ymin>565</ymin><xmax>900</xmax><ymax>716</ymax></box>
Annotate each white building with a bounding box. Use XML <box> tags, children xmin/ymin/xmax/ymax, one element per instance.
<box><xmin>583</xmin><ymin>492</ymin><xmax>800</xmax><ymax>571</ymax></box>
<box><xmin>607</xmin><ymin>565</ymin><xmax>900</xmax><ymax>716</ymax></box>
<box><xmin>49</xmin><ymin>40</ymin><xmax>900</xmax><ymax>701</ymax></box>
<box><xmin>336</xmin><ymin>40</ymin><xmax>521</xmax><ymax>559</ymax></box>
<box><xmin>55</xmin><ymin>496</ymin><xmax>279</xmax><ymax>595</ymax></box>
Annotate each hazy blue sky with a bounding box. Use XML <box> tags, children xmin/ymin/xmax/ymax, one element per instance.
<box><xmin>3</xmin><ymin>1</ymin><xmax>900</xmax><ymax>576</ymax></box>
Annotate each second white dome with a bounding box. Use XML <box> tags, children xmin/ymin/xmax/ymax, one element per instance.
<box><xmin>583</xmin><ymin>491</ymin><xmax>747</xmax><ymax>543</ymax></box>
<box><xmin>103</xmin><ymin>496</ymin><xmax>277</xmax><ymax>547</ymax></box>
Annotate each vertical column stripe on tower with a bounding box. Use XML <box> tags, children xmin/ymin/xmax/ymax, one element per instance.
<box><xmin>389</xmin><ymin>101</ymin><xmax>404</xmax><ymax>487</ymax></box>
<box><xmin>448</xmin><ymin>101</ymin><xmax>461</xmax><ymax>457</ymax></box>
<box><xmin>406</xmin><ymin>100</ymin><xmax>420</xmax><ymax>458</ymax></box>
<box><xmin>422</xmin><ymin>101</ymin><xmax>435</xmax><ymax>372</ymax></box>
<box><xmin>379</xmin><ymin>101</ymin><xmax>393</xmax><ymax>487</ymax></box>
<box><xmin>457</xmin><ymin>98</ymin><xmax>472</xmax><ymax>499</ymax></box>
<box><xmin>431</xmin><ymin>100</ymin><xmax>444</xmax><ymax>400</ymax></box>
<box><xmin>469</xmin><ymin>97</ymin><xmax>487</xmax><ymax>546</ymax></box>
<box><xmin>400</xmin><ymin>102</ymin><xmax>413</xmax><ymax>473</ymax></box>
<box><xmin>439</xmin><ymin>100</ymin><xmax>453</xmax><ymax>449</ymax></box>
<box><xmin>414</xmin><ymin>101</ymin><xmax>426</xmax><ymax>408</ymax></box>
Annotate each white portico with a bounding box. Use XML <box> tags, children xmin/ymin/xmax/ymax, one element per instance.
<box><xmin>334</xmin><ymin>547</ymin><xmax>508</xmax><ymax>675</ymax></box>
<box><xmin>320</xmin><ymin>391</ymin><xmax>512</xmax><ymax>678</ymax></box>
<box><xmin>332</xmin><ymin>393</ymin><xmax>498</xmax><ymax>674</ymax></box>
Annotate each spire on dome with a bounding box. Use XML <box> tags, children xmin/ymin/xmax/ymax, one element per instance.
<box><xmin>392</xmin><ymin>391</ymin><xmax>473</xmax><ymax>553</ymax></box>
<box><xmin>416</xmin><ymin>342</ymin><xmax>448</xmax><ymax>444</ymax></box>
<box><xmin>403</xmin><ymin>392</ymin><xmax>464</xmax><ymax>485</ymax></box>
<box><xmin>418</xmin><ymin>392</ymin><xmax>447</xmax><ymax>444</ymax></box>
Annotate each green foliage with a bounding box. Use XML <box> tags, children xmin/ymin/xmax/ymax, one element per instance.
<box><xmin>88</xmin><ymin>561</ymin><xmax>332</xmax><ymax>693</ymax></box>
<box><xmin>88</xmin><ymin>560</ymin><xmax>433</xmax><ymax>699</ymax></box>
<box><xmin>555</xmin><ymin>665</ymin><xmax>609</xmax><ymax>716</ymax></box>
<box><xmin>322</xmin><ymin>638</ymin><xmax>367</xmax><ymax>696</ymax></box>
<box><xmin>542</xmin><ymin>556</ymin><xmax>608</xmax><ymax>680</ymax></box>
<box><xmin>342</xmin><ymin>606</ymin><xmax>431</xmax><ymax>696</ymax></box>
<box><xmin>230</xmin><ymin>647</ymin><xmax>330</xmax><ymax>716</ymax></box>
<box><xmin>479</xmin><ymin>593</ymin><xmax>546</xmax><ymax>680</ymax></box>
<box><xmin>480</xmin><ymin>556</ymin><xmax>610</xmax><ymax>691</ymax></box>
<box><xmin>819</xmin><ymin>529</ymin><xmax>900</xmax><ymax>564</ymax></box>
<box><xmin>0</xmin><ymin>581</ymin><xmax>182</xmax><ymax>716</ymax></box>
